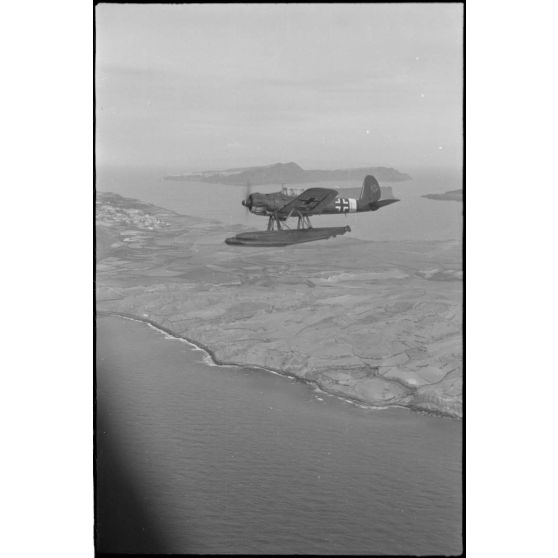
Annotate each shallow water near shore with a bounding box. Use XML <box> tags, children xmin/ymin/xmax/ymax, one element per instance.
<box><xmin>96</xmin><ymin>315</ymin><xmax>462</xmax><ymax>554</ymax></box>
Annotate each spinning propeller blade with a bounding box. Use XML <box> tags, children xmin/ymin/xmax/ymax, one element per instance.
<box><xmin>243</xmin><ymin>181</ymin><xmax>252</xmax><ymax>213</ymax></box>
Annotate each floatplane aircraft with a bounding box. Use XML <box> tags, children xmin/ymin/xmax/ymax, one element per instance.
<box><xmin>225</xmin><ymin>175</ymin><xmax>399</xmax><ymax>246</ymax></box>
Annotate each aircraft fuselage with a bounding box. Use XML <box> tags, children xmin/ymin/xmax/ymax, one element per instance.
<box><xmin>244</xmin><ymin>191</ymin><xmax>396</xmax><ymax>217</ymax></box>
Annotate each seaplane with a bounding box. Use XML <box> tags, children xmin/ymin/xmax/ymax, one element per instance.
<box><xmin>225</xmin><ymin>175</ymin><xmax>399</xmax><ymax>246</ymax></box>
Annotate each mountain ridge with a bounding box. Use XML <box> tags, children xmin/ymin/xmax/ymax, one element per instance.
<box><xmin>165</xmin><ymin>161</ymin><xmax>411</xmax><ymax>184</ymax></box>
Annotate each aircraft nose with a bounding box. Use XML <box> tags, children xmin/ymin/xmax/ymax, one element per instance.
<box><xmin>242</xmin><ymin>195</ymin><xmax>253</xmax><ymax>210</ymax></box>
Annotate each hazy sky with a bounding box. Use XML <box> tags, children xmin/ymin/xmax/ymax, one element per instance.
<box><xmin>96</xmin><ymin>3</ymin><xmax>463</xmax><ymax>171</ymax></box>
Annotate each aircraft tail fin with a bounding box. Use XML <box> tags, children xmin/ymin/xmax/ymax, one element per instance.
<box><xmin>359</xmin><ymin>175</ymin><xmax>381</xmax><ymax>204</ymax></box>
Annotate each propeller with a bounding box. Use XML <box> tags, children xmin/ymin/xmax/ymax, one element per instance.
<box><xmin>242</xmin><ymin>180</ymin><xmax>253</xmax><ymax>213</ymax></box>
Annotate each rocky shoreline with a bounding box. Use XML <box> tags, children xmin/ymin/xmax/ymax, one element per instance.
<box><xmin>96</xmin><ymin>192</ymin><xmax>462</xmax><ymax>419</ymax></box>
<box><xmin>99</xmin><ymin>310</ymin><xmax>460</xmax><ymax>420</ymax></box>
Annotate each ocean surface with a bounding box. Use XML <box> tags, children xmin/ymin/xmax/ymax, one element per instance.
<box><xmin>96</xmin><ymin>315</ymin><xmax>462</xmax><ymax>555</ymax></box>
<box><xmin>96</xmin><ymin>165</ymin><xmax>463</xmax><ymax>242</ymax></box>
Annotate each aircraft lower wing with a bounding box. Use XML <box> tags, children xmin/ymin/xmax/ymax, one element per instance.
<box><xmin>278</xmin><ymin>188</ymin><xmax>338</xmax><ymax>216</ymax></box>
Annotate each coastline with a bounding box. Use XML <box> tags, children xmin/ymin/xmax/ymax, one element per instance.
<box><xmin>97</xmin><ymin>310</ymin><xmax>460</xmax><ymax>420</ymax></box>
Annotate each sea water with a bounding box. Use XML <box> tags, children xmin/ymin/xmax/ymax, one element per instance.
<box><xmin>96</xmin><ymin>315</ymin><xmax>462</xmax><ymax>555</ymax></box>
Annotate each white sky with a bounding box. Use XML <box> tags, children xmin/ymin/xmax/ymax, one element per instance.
<box><xmin>96</xmin><ymin>3</ymin><xmax>463</xmax><ymax>170</ymax></box>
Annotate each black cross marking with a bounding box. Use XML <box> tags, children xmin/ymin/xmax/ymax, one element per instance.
<box><xmin>335</xmin><ymin>198</ymin><xmax>350</xmax><ymax>212</ymax></box>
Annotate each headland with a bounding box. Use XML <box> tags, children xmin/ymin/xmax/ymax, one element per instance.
<box><xmin>422</xmin><ymin>189</ymin><xmax>463</xmax><ymax>202</ymax></box>
<box><xmin>165</xmin><ymin>161</ymin><xmax>411</xmax><ymax>184</ymax></box>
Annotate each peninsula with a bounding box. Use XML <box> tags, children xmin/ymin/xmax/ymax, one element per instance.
<box><xmin>96</xmin><ymin>192</ymin><xmax>462</xmax><ymax>418</ymax></box>
<box><xmin>165</xmin><ymin>162</ymin><xmax>411</xmax><ymax>184</ymax></box>
<box><xmin>422</xmin><ymin>189</ymin><xmax>463</xmax><ymax>202</ymax></box>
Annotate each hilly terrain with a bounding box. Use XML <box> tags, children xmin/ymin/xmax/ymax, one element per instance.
<box><xmin>96</xmin><ymin>192</ymin><xmax>462</xmax><ymax>418</ymax></box>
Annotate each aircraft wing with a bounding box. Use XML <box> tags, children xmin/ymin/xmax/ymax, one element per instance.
<box><xmin>278</xmin><ymin>188</ymin><xmax>338</xmax><ymax>216</ymax></box>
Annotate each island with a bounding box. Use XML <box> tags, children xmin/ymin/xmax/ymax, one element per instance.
<box><xmin>96</xmin><ymin>192</ymin><xmax>462</xmax><ymax>418</ymax></box>
<box><xmin>165</xmin><ymin>162</ymin><xmax>411</xmax><ymax>184</ymax></box>
<box><xmin>422</xmin><ymin>189</ymin><xmax>463</xmax><ymax>202</ymax></box>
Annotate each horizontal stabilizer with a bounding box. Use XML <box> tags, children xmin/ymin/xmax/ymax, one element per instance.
<box><xmin>368</xmin><ymin>198</ymin><xmax>399</xmax><ymax>211</ymax></box>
